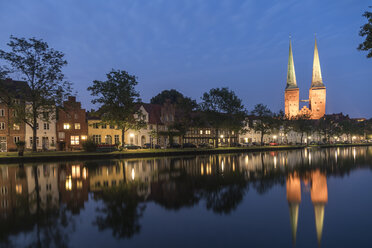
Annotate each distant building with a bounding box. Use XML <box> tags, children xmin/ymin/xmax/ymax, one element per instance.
<box><xmin>56</xmin><ymin>96</ymin><xmax>88</xmax><ymax>151</ymax></box>
<box><xmin>285</xmin><ymin>38</ymin><xmax>326</xmax><ymax>119</ymax></box>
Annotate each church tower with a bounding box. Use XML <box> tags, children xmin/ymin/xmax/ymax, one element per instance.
<box><xmin>284</xmin><ymin>39</ymin><xmax>300</xmax><ymax>118</ymax></box>
<box><xmin>309</xmin><ymin>38</ymin><xmax>326</xmax><ymax>119</ymax></box>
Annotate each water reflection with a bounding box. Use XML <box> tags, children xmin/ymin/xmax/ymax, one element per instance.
<box><xmin>0</xmin><ymin>146</ymin><xmax>371</xmax><ymax>247</ymax></box>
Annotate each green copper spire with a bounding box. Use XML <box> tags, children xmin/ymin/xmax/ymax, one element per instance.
<box><xmin>286</xmin><ymin>39</ymin><xmax>298</xmax><ymax>89</ymax></box>
<box><xmin>311</xmin><ymin>37</ymin><xmax>324</xmax><ymax>87</ymax></box>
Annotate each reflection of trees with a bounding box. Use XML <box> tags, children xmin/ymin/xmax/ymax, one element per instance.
<box><xmin>94</xmin><ymin>183</ymin><xmax>146</xmax><ymax>239</ymax></box>
<box><xmin>200</xmin><ymin>172</ymin><xmax>247</xmax><ymax>214</ymax></box>
<box><xmin>0</xmin><ymin>165</ymin><xmax>73</xmax><ymax>248</ymax></box>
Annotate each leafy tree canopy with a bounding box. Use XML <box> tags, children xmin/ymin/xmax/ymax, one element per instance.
<box><xmin>358</xmin><ymin>8</ymin><xmax>372</xmax><ymax>58</ymax></box>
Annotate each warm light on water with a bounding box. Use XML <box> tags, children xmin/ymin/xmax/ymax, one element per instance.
<box><xmin>1</xmin><ymin>146</ymin><xmax>372</xmax><ymax>247</ymax></box>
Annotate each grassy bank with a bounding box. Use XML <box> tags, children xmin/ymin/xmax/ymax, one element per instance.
<box><xmin>0</xmin><ymin>143</ymin><xmax>370</xmax><ymax>164</ymax></box>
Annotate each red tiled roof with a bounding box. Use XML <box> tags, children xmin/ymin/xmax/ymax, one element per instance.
<box><xmin>141</xmin><ymin>103</ymin><xmax>162</xmax><ymax>125</ymax></box>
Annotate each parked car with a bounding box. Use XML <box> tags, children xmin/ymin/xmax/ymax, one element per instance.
<box><xmin>198</xmin><ymin>143</ymin><xmax>213</xmax><ymax>148</ymax></box>
<box><xmin>242</xmin><ymin>142</ymin><xmax>252</xmax><ymax>147</ymax></box>
<box><xmin>269</xmin><ymin>142</ymin><xmax>279</xmax><ymax>146</ymax></box>
<box><xmin>230</xmin><ymin>142</ymin><xmax>242</xmax><ymax>147</ymax></box>
<box><xmin>168</xmin><ymin>143</ymin><xmax>181</xmax><ymax>148</ymax></box>
<box><xmin>182</xmin><ymin>143</ymin><xmax>197</xmax><ymax>148</ymax></box>
<box><xmin>124</xmin><ymin>144</ymin><xmax>141</xmax><ymax>149</ymax></box>
<box><xmin>252</xmin><ymin>142</ymin><xmax>260</xmax><ymax>146</ymax></box>
<box><xmin>143</xmin><ymin>143</ymin><xmax>161</xmax><ymax>149</ymax></box>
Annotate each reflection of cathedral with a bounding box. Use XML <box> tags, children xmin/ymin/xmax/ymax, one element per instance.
<box><xmin>286</xmin><ymin>170</ymin><xmax>328</xmax><ymax>246</ymax></box>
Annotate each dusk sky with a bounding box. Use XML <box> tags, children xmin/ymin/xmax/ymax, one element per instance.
<box><xmin>0</xmin><ymin>0</ymin><xmax>371</xmax><ymax>117</ymax></box>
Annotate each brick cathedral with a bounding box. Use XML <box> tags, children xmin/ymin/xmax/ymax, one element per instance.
<box><xmin>284</xmin><ymin>38</ymin><xmax>326</xmax><ymax>119</ymax></box>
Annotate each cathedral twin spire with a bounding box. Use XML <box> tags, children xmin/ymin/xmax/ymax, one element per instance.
<box><xmin>286</xmin><ymin>37</ymin><xmax>324</xmax><ymax>89</ymax></box>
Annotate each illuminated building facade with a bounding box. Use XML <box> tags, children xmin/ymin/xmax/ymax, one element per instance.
<box><xmin>284</xmin><ymin>38</ymin><xmax>326</xmax><ymax>119</ymax></box>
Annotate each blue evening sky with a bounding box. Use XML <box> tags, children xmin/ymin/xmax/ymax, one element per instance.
<box><xmin>0</xmin><ymin>0</ymin><xmax>371</xmax><ymax>117</ymax></box>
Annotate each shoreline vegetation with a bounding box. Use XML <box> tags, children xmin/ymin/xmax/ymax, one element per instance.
<box><xmin>0</xmin><ymin>143</ymin><xmax>371</xmax><ymax>164</ymax></box>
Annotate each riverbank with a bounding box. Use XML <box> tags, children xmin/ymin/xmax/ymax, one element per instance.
<box><xmin>0</xmin><ymin>143</ymin><xmax>371</xmax><ymax>164</ymax></box>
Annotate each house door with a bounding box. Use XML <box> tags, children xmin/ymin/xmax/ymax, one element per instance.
<box><xmin>0</xmin><ymin>137</ymin><xmax>6</xmax><ymax>152</ymax></box>
<box><xmin>141</xmin><ymin>136</ymin><xmax>146</xmax><ymax>147</ymax></box>
<box><xmin>42</xmin><ymin>137</ymin><xmax>49</xmax><ymax>150</ymax></box>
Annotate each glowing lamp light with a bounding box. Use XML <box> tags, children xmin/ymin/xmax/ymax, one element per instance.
<box><xmin>220</xmin><ymin>135</ymin><xmax>224</xmax><ymax>138</ymax></box>
<box><xmin>273</xmin><ymin>135</ymin><xmax>277</xmax><ymax>140</ymax></box>
<box><xmin>352</xmin><ymin>136</ymin><xmax>356</xmax><ymax>140</ymax></box>
<box><xmin>129</xmin><ymin>133</ymin><xmax>135</xmax><ymax>138</ymax></box>
<box><xmin>308</xmin><ymin>136</ymin><xmax>312</xmax><ymax>139</ymax></box>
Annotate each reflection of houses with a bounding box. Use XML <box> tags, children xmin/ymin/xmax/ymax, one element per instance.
<box><xmin>125</xmin><ymin>160</ymin><xmax>158</xmax><ymax>198</ymax></box>
<box><xmin>0</xmin><ymin>166</ymin><xmax>28</xmax><ymax>218</ymax></box>
<box><xmin>26</xmin><ymin>164</ymin><xmax>59</xmax><ymax>213</ymax></box>
<box><xmin>286</xmin><ymin>170</ymin><xmax>328</xmax><ymax>246</ymax></box>
<box><xmin>89</xmin><ymin>163</ymin><xmax>125</xmax><ymax>191</ymax></box>
<box><xmin>59</xmin><ymin>164</ymin><xmax>89</xmax><ymax>214</ymax></box>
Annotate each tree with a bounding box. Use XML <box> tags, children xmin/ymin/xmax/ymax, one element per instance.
<box><xmin>88</xmin><ymin>69</ymin><xmax>146</xmax><ymax>146</ymax></box>
<box><xmin>358</xmin><ymin>8</ymin><xmax>372</xmax><ymax>58</ymax></box>
<box><xmin>200</xmin><ymin>87</ymin><xmax>246</xmax><ymax>148</ymax></box>
<box><xmin>276</xmin><ymin>110</ymin><xmax>294</xmax><ymax>144</ymax></box>
<box><xmin>0</xmin><ymin>36</ymin><xmax>72</xmax><ymax>151</ymax></box>
<box><xmin>251</xmin><ymin>104</ymin><xmax>275</xmax><ymax>145</ymax></box>
<box><xmin>293</xmin><ymin>114</ymin><xmax>312</xmax><ymax>144</ymax></box>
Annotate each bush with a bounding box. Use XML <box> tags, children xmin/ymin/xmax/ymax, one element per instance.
<box><xmin>82</xmin><ymin>138</ymin><xmax>97</xmax><ymax>152</ymax></box>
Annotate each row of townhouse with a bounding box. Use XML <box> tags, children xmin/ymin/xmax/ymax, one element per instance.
<box><xmin>0</xmin><ymin>79</ymin><xmax>365</xmax><ymax>152</ymax></box>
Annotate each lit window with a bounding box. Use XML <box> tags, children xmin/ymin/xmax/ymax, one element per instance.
<box><xmin>206</xmin><ymin>130</ymin><xmax>211</xmax><ymax>134</ymax></box>
<box><xmin>77</xmin><ymin>180</ymin><xmax>83</xmax><ymax>189</ymax></box>
<box><xmin>13</xmin><ymin>124</ymin><xmax>20</xmax><ymax>130</ymax></box>
<box><xmin>200</xmin><ymin>130</ymin><xmax>203</xmax><ymax>135</ymax></box>
<box><xmin>81</xmin><ymin>135</ymin><xmax>87</xmax><ymax>141</ymax></box>
<box><xmin>63</xmin><ymin>123</ymin><xmax>70</xmax><ymax>129</ymax></box>
<box><xmin>0</xmin><ymin>123</ymin><xmax>4</xmax><ymax>130</ymax></box>
<box><xmin>72</xmin><ymin>165</ymin><xmax>81</xmax><ymax>178</ymax></box>
<box><xmin>75</xmin><ymin>123</ymin><xmax>81</xmax><ymax>129</ymax></box>
<box><xmin>16</xmin><ymin>184</ymin><xmax>22</xmax><ymax>194</ymax></box>
<box><xmin>65</xmin><ymin>176</ymin><xmax>72</xmax><ymax>191</ymax></box>
<box><xmin>71</xmin><ymin>136</ymin><xmax>80</xmax><ymax>145</ymax></box>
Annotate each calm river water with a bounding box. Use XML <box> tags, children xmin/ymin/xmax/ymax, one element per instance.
<box><xmin>1</xmin><ymin>146</ymin><xmax>372</xmax><ymax>248</ymax></box>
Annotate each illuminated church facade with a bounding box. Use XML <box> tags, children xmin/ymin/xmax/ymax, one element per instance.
<box><xmin>284</xmin><ymin>38</ymin><xmax>326</xmax><ymax>119</ymax></box>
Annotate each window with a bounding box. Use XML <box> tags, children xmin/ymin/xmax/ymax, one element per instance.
<box><xmin>71</xmin><ymin>136</ymin><xmax>80</xmax><ymax>145</ymax></box>
<box><xmin>14</xmin><ymin>136</ymin><xmax>20</xmax><ymax>144</ymax></box>
<box><xmin>110</xmin><ymin>125</ymin><xmax>115</xmax><ymax>129</ymax></box>
<box><xmin>114</xmin><ymin>135</ymin><xmax>120</xmax><ymax>144</ymax></box>
<box><xmin>77</xmin><ymin>180</ymin><xmax>82</xmax><ymax>189</ymax></box>
<box><xmin>42</xmin><ymin>112</ymin><xmax>49</xmax><ymax>119</ymax></box>
<box><xmin>58</xmin><ymin>132</ymin><xmax>65</xmax><ymax>139</ymax></box>
<box><xmin>93</xmin><ymin>123</ymin><xmax>99</xmax><ymax>129</ymax></box>
<box><xmin>13</xmin><ymin>124</ymin><xmax>20</xmax><ymax>130</ymax></box>
<box><xmin>105</xmin><ymin>135</ymin><xmax>112</xmax><ymax>144</ymax></box>
<box><xmin>46</xmin><ymin>184</ymin><xmax>52</xmax><ymax>191</ymax></box>
<box><xmin>16</xmin><ymin>184</ymin><xmax>22</xmax><ymax>194</ymax></box>
<box><xmin>206</xmin><ymin>130</ymin><xmax>211</xmax><ymax>134</ymax></box>
<box><xmin>101</xmin><ymin>124</ymin><xmax>107</xmax><ymax>129</ymax></box>
<box><xmin>63</xmin><ymin>123</ymin><xmax>70</xmax><ymax>129</ymax></box>
<box><xmin>74</xmin><ymin>114</ymin><xmax>78</xmax><ymax>119</ymax></box>
<box><xmin>0</xmin><ymin>109</ymin><xmax>4</xmax><ymax>117</ymax></box>
<box><xmin>36</xmin><ymin>137</ymin><xmax>39</xmax><ymax>146</ymax></box>
<box><xmin>13</xmin><ymin>110</ymin><xmax>17</xmax><ymax>117</ymax></box>
<box><xmin>29</xmin><ymin>137</ymin><xmax>33</xmax><ymax>147</ymax></box>
<box><xmin>43</xmin><ymin>123</ymin><xmax>49</xmax><ymax>130</ymax></box>
<box><xmin>200</xmin><ymin>130</ymin><xmax>203</xmax><ymax>135</ymax></box>
<box><xmin>13</xmin><ymin>99</ymin><xmax>20</xmax><ymax>105</ymax></box>
<box><xmin>51</xmin><ymin>137</ymin><xmax>55</xmax><ymax>146</ymax></box>
<box><xmin>81</xmin><ymin>135</ymin><xmax>87</xmax><ymax>141</ymax></box>
<box><xmin>93</xmin><ymin>135</ymin><xmax>101</xmax><ymax>144</ymax></box>
<box><xmin>74</xmin><ymin>123</ymin><xmax>81</xmax><ymax>129</ymax></box>
<box><xmin>0</xmin><ymin>123</ymin><xmax>4</xmax><ymax>130</ymax></box>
